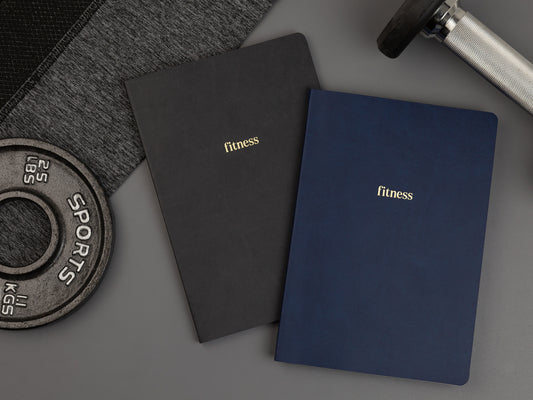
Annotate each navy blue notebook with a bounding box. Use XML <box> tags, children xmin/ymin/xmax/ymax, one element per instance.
<box><xmin>275</xmin><ymin>90</ymin><xmax>498</xmax><ymax>385</ymax></box>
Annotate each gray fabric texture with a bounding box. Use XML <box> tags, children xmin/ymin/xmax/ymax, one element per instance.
<box><xmin>0</xmin><ymin>0</ymin><xmax>272</xmax><ymax>267</ymax></box>
<box><xmin>0</xmin><ymin>199</ymin><xmax>52</xmax><ymax>267</ymax></box>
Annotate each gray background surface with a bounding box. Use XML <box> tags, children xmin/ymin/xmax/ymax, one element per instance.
<box><xmin>1</xmin><ymin>0</ymin><xmax>533</xmax><ymax>398</ymax></box>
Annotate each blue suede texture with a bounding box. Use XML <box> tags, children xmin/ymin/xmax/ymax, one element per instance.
<box><xmin>275</xmin><ymin>89</ymin><xmax>498</xmax><ymax>385</ymax></box>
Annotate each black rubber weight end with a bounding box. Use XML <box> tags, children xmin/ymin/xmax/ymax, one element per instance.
<box><xmin>377</xmin><ymin>0</ymin><xmax>445</xmax><ymax>58</ymax></box>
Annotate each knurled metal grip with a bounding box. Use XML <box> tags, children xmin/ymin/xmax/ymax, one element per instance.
<box><xmin>378</xmin><ymin>0</ymin><xmax>533</xmax><ymax>115</ymax></box>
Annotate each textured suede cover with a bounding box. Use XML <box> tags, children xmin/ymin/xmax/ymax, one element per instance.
<box><xmin>126</xmin><ymin>34</ymin><xmax>319</xmax><ymax>342</ymax></box>
<box><xmin>275</xmin><ymin>89</ymin><xmax>498</xmax><ymax>385</ymax></box>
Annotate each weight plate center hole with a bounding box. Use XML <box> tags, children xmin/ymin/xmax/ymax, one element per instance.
<box><xmin>0</xmin><ymin>197</ymin><xmax>52</xmax><ymax>268</ymax></box>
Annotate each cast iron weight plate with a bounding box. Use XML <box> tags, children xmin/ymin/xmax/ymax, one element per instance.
<box><xmin>378</xmin><ymin>0</ymin><xmax>445</xmax><ymax>58</ymax></box>
<box><xmin>0</xmin><ymin>139</ymin><xmax>113</xmax><ymax>329</ymax></box>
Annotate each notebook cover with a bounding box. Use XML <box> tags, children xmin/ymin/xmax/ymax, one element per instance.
<box><xmin>275</xmin><ymin>89</ymin><xmax>498</xmax><ymax>385</ymax></box>
<box><xmin>126</xmin><ymin>34</ymin><xmax>319</xmax><ymax>342</ymax></box>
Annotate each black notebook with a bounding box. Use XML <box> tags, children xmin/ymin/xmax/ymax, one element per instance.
<box><xmin>126</xmin><ymin>34</ymin><xmax>319</xmax><ymax>342</ymax></box>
